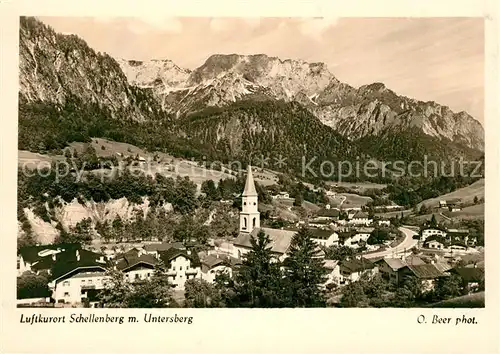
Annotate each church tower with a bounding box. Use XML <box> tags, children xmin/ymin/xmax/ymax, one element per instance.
<box><xmin>239</xmin><ymin>164</ymin><xmax>260</xmax><ymax>233</ymax></box>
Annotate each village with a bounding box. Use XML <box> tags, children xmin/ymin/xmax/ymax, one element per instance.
<box><xmin>16</xmin><ymin>165</ymin><xmax>484</xmax><ymax>308</ymax></box>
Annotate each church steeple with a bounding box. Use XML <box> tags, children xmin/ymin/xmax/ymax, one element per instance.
<box><xmin>239</xmin><ymin>164</ymin><xmax>260</xmax><ymax>233</ymax></box>
<box><xmin>243</xmin><ymin>164</ymin><xmax>257</xmax><ymax>197</ymax></box>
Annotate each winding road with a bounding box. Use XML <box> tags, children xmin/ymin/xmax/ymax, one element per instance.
<box><xmin>363</xmin><ymin>226</ymin><xmax>419</xmax><ymax>259</ymax></box>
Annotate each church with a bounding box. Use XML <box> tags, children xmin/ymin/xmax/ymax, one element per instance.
<box><xmin>232</xmin><ymin>165</ymin><xmax>297</xmax><ymax>262</ymax></box>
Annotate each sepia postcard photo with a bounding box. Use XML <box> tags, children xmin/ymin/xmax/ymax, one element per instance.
<box><xmin>1</xmin><ymin>1</ymin><xmax>499</xmax><ymax>353</ymax></box>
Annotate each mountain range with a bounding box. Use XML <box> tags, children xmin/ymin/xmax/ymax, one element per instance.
<box><xmin>117</xmin><ymin>53</ymin><xmax>484</xmax><ymax>151</ymax></box>
<box><xmin>18</xmin><ymin>17</ymin><xmax>484</xmax><ymax>180</ymax></box>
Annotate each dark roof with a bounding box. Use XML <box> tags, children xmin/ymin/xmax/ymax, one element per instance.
<box><xmin>451</xmin><ymin>267</ymin><xmax>484</xmax><ymax>282</ymax></box>
<box><xmin>338</xmin><ymin>231</ymin><xmax>356</xmax><ymax>240</ymax></box>
<box><xmin>234</xmin><ymin>227</ymin><xmax>295</xmax><ymax>254</ymax></box>
<box><xmin>404</xmin><ymin>255</ymin><xmax>426</xmax><ymax>266</ymax></box>
<box><xmin>50</xmin><ymin>249</ymin><xmax>108</xmax><ymax>281</ymax></box>
<box><xmin>115</xmin><ymin>254</ymin><xmax>158</xmax><ymax>272</ymax></box>
<box><xmin>159</xmin><ymin>247</ymin><xmax>201</xmax><ymax>267</ymax></box>
<box><xmin>310</xmin><ymin>229</ymin><xmax>335</xmax><ymax>240</ymax></box>
<box><xmin>371</xmin><ymin>256</ymin><xmax>385</xmax><ymax>263</ymax></box>
<box><xmin>19</xmin><ymin>243</ymin><xmax>81</xmax><ymax>263</ymax></box>
<box><xmin>353</xmin><ymin>211</ymin><xmax>369</xmax><ymax>219</ymax></box>
<box><xmin>402</xmin><ymin>264</ymin><xmax>444</xmax><ymax>279</ymax></box>
<box><xmin>420</xmin><ymin>226</ymin><xmax>447</xmax><ymax>234</ymax></box>
<box><xmin>423</xmin><ymin>235</ymin><xmax>448</xmax><ymax>245</ymax></box>
<box><xmin>316</xmin><ymin>209</ymin><xmax>340</xmax><ymax>217</ymax></box>
<box><xmin>200</xmin><ymin>254</ymin><xmax>227</xmax><ymax>269</ymax></box>
<box><xmin>200</xmin><ymin>254</ymin><xmax>240</xmax><ymax>270</ymax></box>
<box><xmin>122</xmin><ymin>248</ymin><xmax>142</xmax><ymax>257</ymax></box>
<box><xmin>433</xmin><ymin>261</ymin><xmax>452</xmax><ymax>273</ymax></box>
<box><xmin>382</xmin><ymin>258</ymin><xmax>407</xmax><ymax>270</ymax></box>
<box><xmin>340</xmin><ymin>258</ymin><xmax>375</xmax><ymax>273</ymax></box>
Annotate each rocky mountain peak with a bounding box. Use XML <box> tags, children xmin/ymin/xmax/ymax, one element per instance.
<box><xmin>117</xmin><ymin>58</ymin><xmax>191</xmax><ymax>89</ymax></box>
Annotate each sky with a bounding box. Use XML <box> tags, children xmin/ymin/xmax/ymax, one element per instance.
<box><xmin>38</xmin><ymin>17</ymin><xmax>484</xmax><ymax>123</ymax></box>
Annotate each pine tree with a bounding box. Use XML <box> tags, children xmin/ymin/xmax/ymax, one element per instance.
<box><xmin>430</xmin><ymin>214</ymin><xmax>438</xmax><ymax>228</ymax></box>
<box><xmin>293</xmin><ymin>193</ymin><xmax>304</xmax><ymax>207</ymax></box>
<box><xmin>283</xmin><ymin>227</ymin><xmax>328</xmax><ymax>307</ymax></box>
<box><xmin>231</xmin><ymin>231</ymin><xmax>287</xmax><ymax>307</ymax></box>
<box><xmin>98</xmin><ymin>269</ymin><xmax>133</xmax><ymax>308</ymax></box>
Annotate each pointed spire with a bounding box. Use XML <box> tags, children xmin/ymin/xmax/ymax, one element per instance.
<box><xmin>243</xmin><ymin>164</ymin><xmax>258</xmax><ymax>197</ymax></box>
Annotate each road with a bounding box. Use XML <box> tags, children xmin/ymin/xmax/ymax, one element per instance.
<box><xmin>363</xmin><ymin>226</ymin><xmax>419</xmax><ymax>259</ymax></box>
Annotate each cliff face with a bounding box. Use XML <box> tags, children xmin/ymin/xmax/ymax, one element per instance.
<box><xmin>19</xmin><ymin>17</ymin><xmax>160</xmax><ymax>121</ymax></box>
<box><xmin>19</xmin><ymin>197</ymin><xmax>173</xmax><ymax>244</ymax></box>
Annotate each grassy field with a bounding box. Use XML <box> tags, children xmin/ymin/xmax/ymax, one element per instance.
<box><xmin>442</xmin><ymin>203</ymin><xmax>485</xmax><ymax>220</ymax></box>
<box><xmin>326</xmin><ymin>181</ymin><xmax>387</xmax><ymax>193</ymax></box>
<box><xmin>18</xmin><ymin>150</ymin><xmax>65</xmax><ymax>167</ymax></box>
<box><xmin>410</xmin><ymin>212</ymin><xmax>452</xmax><ymax>225</ymax></box>
<box><xmin>18</xmin><ymin>138</ymin><xmax>280</xmax><ymax>187</ymax></box>
<box><xmin>339</xmin><ymin>193</ymin><xmax>373</xmax><ymax>208</ymax></box>
<box><xmin>417</xmin><ymin>179</ymin><xmax>485</xmax><ymax>209</ymax></box>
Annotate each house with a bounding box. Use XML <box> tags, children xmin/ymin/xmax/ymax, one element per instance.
<box><xmin>450</xmin><ymin>243</ymin><xmax>468</xmax><ymax>252</ymax></box>
<box><xmin>310</xmin><ymin>229</ymin><xmax>339</xmax><ymax>248</ymax></box>
<box><xmin>339</xmin><ymin>258</ymin><xmax>377</xmax><ymax>284</ymax></box>
<box><xmin>425</xmin><ymin>239</ymin><xmax>446</xmax><ymax>250</ymax></box>
<box><xmin>420</xmin><ymin>227</ymin><xmax>447</xmax><ymax>242</ymax></box>
<box><xmin>377</xmin><ymin>219</ymin><xmax>391</xmax><ymax>227</ymax></box>
<box><xmin>439</xmin><ymin>198</ymin><xmax>461</xmax><ymax>208</ymax></box>
<box><xmin>272</xmin><ymin>192</ymin><xmax>290</xmax><ymax>200</ymax></box>
<box><xmin>115</xmin><ymin>253</ymin><xmax>158</xmax><ymax>283</ymax></box>
<box><xmin>159</xmin><ymin>247</ymin><xmax>201</xmax><ymax>289</ymax></box>
<box><xmin>325</xmin><ymin>190</ymin><xmax>336</xmax><ymax>197</ymax></box>
<box><xmin>450</xmin><ymin>207</ymin><xmax>462</xmax><ymax>212</ymax></box>
<box><xmin>314</xmin><ymin>208</ymin><xmax>340</xmax><ymax>221</ymax></box>
<box><xmin>212</xmin><ymin>240</ymin><xmax>235</xmax><ymax>256</ymax></box>
<box><xmin>341</xmin><ymin>229</ymin><xmax>371</xmax><ymax>249</ymax></box>
<box><xmin>376</xmin><ymin>258</ymin><xmax>407</xmax><ymax>282</ymax></box>
<box><xmin>324</xmin><ymin>260</ymin><xmax>341</xmax><ymax>287</ymax></box>
<box><xmin>48</xmin><ymin>248</ymin><xmax>109</xmax><ymax>306</ymax></box>
<box><xmin>397</xmin><ymin>263</ymin><xmax>445</xmax><ymax>292</ymax></box>
<box><xmin>354</xmin><ymin>227</ymin><xmax>374</xmax><ymax>240</ymax></box>
<box><xmin>199</xmin><ymin>254</ymin><xmax>240</xmax><ymax>284</ymax></box>
<box><xmin>375</xmin><ymin>255</ymin><xmax>426</xmax><ymax>283</ymax></box>
<box><xmin>17</xmin><ymin>243</ymin><xmax>81</xmax><ymax>276</ymax></box>
<box><xmin>338</xmin><ymin>230</ymin><xmax>356</xmax><ymax>247</ymax></box>
<box><xmin>450</xmin><ymin>267</ymin><xmax>484</xmax><ymax>293</ymax></box>
<box><xmin>349</xmin><ymin>211</ymin><xmax>372</xmax><ymax>226</ymax></box>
